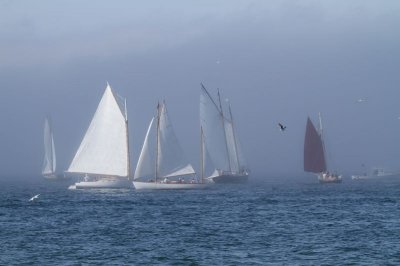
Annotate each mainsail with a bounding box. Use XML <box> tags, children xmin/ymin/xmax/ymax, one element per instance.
<box><xmin>200</xmin><ymin>85</ymin><xmax>230</xmax><ymax>172</ymax></box>
<box><xmin>42</xmin><ymin>118</ymin><xmax>56</xmax><ymax>175</ymax></box>
<box><xmin>304</xmin><ymin>117</ymin><xmax>327</xmax><ymax>173</ymax></box>
<box><xmin>67</xmin><ymin>84</ymin><xmax>129</xmax><ymax>177</ymax></box>
<box><xmin>134</xmin><ymin>102</ymin><xmax>195</xmax><ymax>181</ymax></box>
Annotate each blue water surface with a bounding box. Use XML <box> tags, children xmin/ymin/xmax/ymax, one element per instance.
<box><xmin>1</xmin><ymin>176</ymin><xmax>400</xmax><ymax>265</ymax></box>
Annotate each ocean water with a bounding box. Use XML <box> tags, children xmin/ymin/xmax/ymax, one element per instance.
<box><xmin>1</xmin><ymin>176</ymin><xmax>400</xmax><ymax>265</ymax></box>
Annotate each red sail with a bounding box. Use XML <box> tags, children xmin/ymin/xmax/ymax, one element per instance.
<box><xmin>304</xmin><ymin>117</ymin><xmax>327</xmax><ymax>173</ymax></box>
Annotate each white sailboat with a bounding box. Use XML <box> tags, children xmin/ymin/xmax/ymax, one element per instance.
<box><xmin>42</xmin><ymin>117</ymin><xmax>68</xmax><ymax>180</ymax></box>
<box><xmin>200</xmin><ymin>84</ymin><xmax>249</xmax><ymax>183</ymax></box>
<box><xmin>66</xmin><ymin>83</ymin><xmax>132</xmax><ymax>189</ymax></box>
<box><xmin>133</xmin><ymin>101</ymin><xmax>209</xmax><ymax>190</ymax></box>
<box><xmin>304</xmin><ymin>113</ymin><xmax>342</xmax><ymax>183</ymax></box>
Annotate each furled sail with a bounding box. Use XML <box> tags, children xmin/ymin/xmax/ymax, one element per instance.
<box><xmin>67</xmin><ymin>84</ymin><xmax>129</xmax><ymax>177</ymax></box>
<box><xmin>304</xmin><ymin>117</ymin><xmax>327</xmax><ymax>173</ymax></box>
<box><xmin>42</xmin><ymin>118</ymin><xmax>56</xmax><ymax>175</ymax></box>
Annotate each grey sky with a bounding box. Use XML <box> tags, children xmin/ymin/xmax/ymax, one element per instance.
<box><xmin>1</xmin><ymin>0</ymin><xmax>400</xmax><ymax>179</ymax></box>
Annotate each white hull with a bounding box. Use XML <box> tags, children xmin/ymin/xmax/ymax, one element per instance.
<box><xmin>351</xmin><ymin>174</ymin><xmax>368</xmax><ymax>180</ymax></box>
<box><xmin>133</xmin><ymin>181</ymin><xmax>210</xmax><ymax>190</ymax></box>
<box><xmin>352</xmin><ymin>173</ymin><xmax>400</xmax><ymax>180</ymax></box>
<box><xmin>318</xmin><ymin>173</ymin><xmax>342</xmax><ymax>183</ymax></box>
<box><xmin>70</xmin><ymin>178</ymin><xmax>132</xmax><ymax>189</ymax></box>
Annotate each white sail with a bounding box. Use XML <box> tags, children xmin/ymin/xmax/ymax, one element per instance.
<box><xmin>200</xmin><ymin>127</ymin><xmax>216</xmax><ymax>179</ymax></box>
<box><xmin>235</xmin><ymin>136</ymin><xmax>248</xmax><ymax>171</ymax></box>
<box><xmin>200</xmin><ymin>86</ymin><xmax>230</xmax><ymax>172</ymax></box>
<box><xmin>158</xmin><ymin>103</ymin><xmax>195</xmax><ymax>177</ymax></box>
<box><xmin>42</xmin><ymin>118</ymin><xmax>56</xmax><ymax>175</ymax></box>
<box><xmin>134</xmin><ymin>117</ymin><xmax>156</xmax><ymax>180</ymax></box>
<box><xmin>224</xmin><ymin>102</ymin><xmax>248</xmax><ymax>173</ymax></box>
<box><xmin>67</xmin><ymin>84</ymin><xmax>129</xmax><ymax>177</ymax></box>
<box><xmin>135</xmin><ymin>102</ymin><xmax>195</xmax><ymax>181</ymax></box>
<box><xmin>224</xmin><ymin>120</ymin><xmax>239</xmax><ymax>173</ymax></box>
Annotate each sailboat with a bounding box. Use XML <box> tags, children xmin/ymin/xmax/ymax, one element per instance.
<box><xmin>200</xmin><ymin>84</ymin><xmax>250</xmax><ymax>183</ymax></box>
<box><xmin>66</xmin><ymin>83</ymin><xmax>132</xmax><ymax>189</ymax></box>
<box><xmin>42</xmin><ymin>117</ymin><xmax>68</xmax><ymax>180</ymax></box>
<box><xmin>304</xmin><ymin>113</ymin><xmax>342</xmax><ymax>183</ymax></box>
<box><xmin>133</xmin><ymin>101</ymin><xmax>209</xmax><ymax>190</ymax></box>
<box><xmin>352</xmin><ymin>167</ymin><xmax>400</xmax><ymax>180</ymax></box>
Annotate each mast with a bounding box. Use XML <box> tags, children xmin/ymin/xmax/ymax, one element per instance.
<box><xmin>228</xmin><ymin>101</ymin><xmax>241</xmax><ymax>172</ymax></box>
<box><xmin>200</xmin><ymin>126</ymin><xmax>204</xmax><ymax>184</ymax></box>
<box><xmin>318</xmin><ymin>112</ymin><xmax>328</xmax><ymax>171</ymax></box>
<box><xmin>155</xmin><ymin>102</ymin><xmax>161</xmax><ymax>182</ymax></box>
<box><xmin>125</xmin><ymin>98</ymin><xmax>131</xmax><ymax>179</ymax></box>
<box><xmin>48</xmin><ymin>117</ymin><xmax>54</xmax><ymax>174</ymax></box>
<box><xmin>217</xmin><ymin>89</ymin><xmax>232</xmax><ymax>172</ymax></box>
<box><xmin>201</xmin><ymin>83</ymin><xmax>221</xmax><ymax>111</ymax></box>
<box><xmin>318</xmin><ymin>112</ymin><xmax>323</xmax><ymax>137</ymax></box>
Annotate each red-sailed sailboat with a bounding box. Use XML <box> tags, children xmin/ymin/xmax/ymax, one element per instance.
<box><xmin>304</xmin><ymin>113</ymin><xmax>342</xmax><ymax>183</ymax></box>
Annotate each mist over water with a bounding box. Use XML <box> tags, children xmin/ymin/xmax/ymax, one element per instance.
<box><xmin>1</xmin><ymin>2</ymin><xmax>400</xmax><ymax>264</ymax></box>
<box><xmin>1</xmin><ymin>1</ymin><xmax>400</xmax><ymax>179</ymax></box>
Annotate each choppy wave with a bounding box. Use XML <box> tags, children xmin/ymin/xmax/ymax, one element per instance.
<box><xmin>1</xmin><ymin>177</ymin><xmax>400</xmax><ymax>264</ymax></box>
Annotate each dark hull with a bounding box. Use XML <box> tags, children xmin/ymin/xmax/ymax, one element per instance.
<box><xmin>212</xmin><ymin>174</ymin><xmax>249</xmax><ymax>184</ymax></box>
<box><xmin>43</xmin><ymin>174</ymin><xmax>70</xmax><ymax>181</ymax></box>
<box><xmin>319</xmin><ymin>178</ymin><xmax>342</xmax><ymax>184</ymax></box>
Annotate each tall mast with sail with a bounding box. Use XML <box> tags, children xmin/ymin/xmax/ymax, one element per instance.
<box><xmin>304</xmin><ymin>114</ymin><xmax>341</xmax><ymax>183</ymax></box>
<box><xmin>133</xmin><ymin>101</ymin><xmax>207</xmax><ymax>190</ymax></box>
<box><xmin>200</xmin><ymin>84</ymin><xmax>249</xmax><ymax>183</ymax></box>
<box><xmin>218</xmin><ymin>89</ymin><xmax>232</xmax><ymax>172</ymax></box>
<box><xmin>228</xmin><ymin>101</ymin><xmax>241</xmax><ymax>171</ymax></box>
<box><xmin>42</xmin><ymin>117</ymin><xmax>56</xmax><ymax>178</ymax></box>
<box><xmin>155</xmin><ymin>102</ymin><xmax>161</xmax><ymax>183</ymax></box>
<box><xmin>66</xmin><ymin>83</ymin><xmax>131</xmax><ymax>189</ymax></box>
<box><xmin>125</xmin><ymin>98</ymin><xmax>131</xmax><ymax>180</ymax></box>
<box><xmin>200</xmin><ymin>126</ymin><xmax>205</xmax><ymax>184</ymax></box>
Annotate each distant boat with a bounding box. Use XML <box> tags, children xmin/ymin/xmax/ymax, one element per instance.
<box><xmin>352</xmin><ymin>167</ymin><xmax>400</xmax><ymax>180</ymax></box>
<box><xmin>133</xmin><ymin>101</ymin><xmax>209</xmax><ymax>190</ymax></box>
<box><xmin>200</xmin><ymin>84</ymin><xmax>250</xmax><ymax>183</ymax></box>
<box><xmin>42</xmin><ymin>117</ymin><xmax>69</xmax><ymax>180</ymax></box>
<box><xmin>66</xmin><ymin>83</ymin><xmax>132</xmax><ymax>189</ymax></box>
<box><xmin>304</xmin><ymin>113</ymin><xmax>342</xmax><ymax>183</ymax></box>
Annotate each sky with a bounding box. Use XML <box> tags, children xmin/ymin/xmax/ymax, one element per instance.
<box><xmin>1</xmin><ymin>0</ymin><xmax>400</xmax><ymax>179</ymax></box>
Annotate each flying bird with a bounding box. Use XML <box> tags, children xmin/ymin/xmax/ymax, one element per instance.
<box><xmin>29</xmin><ymin>194</ymin><xmax>40</xmax><ymax>202</ymax></box>
<box><xmin>278</xmin><ymin>123</ymin><xmax>286</xmax><ymax>132</ymax></box>
<box><xmin>356</xmin><ymin>98</ymin><xmax>366</xmax><ymax>103</ymax></box>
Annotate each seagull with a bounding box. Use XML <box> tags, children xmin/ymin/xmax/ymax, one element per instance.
<box><xmin>356</xmin><ymin>98</ymin><xmax>366</xmax><ymax>103</ymax></box>
<box><xmin>278</xmin><ymin>123</ymin><xmax>286</xmax><ymax>132</ymax></box>
<box><xmin>29</xmin><ymin>194</ymin><xmax>40</xmax><ymax>202</ymax></box>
